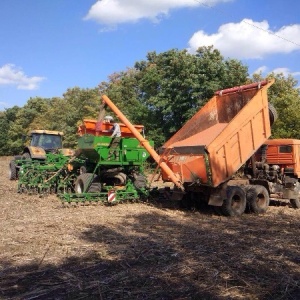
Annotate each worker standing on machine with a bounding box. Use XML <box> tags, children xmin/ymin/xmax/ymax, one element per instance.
<box><xmin>104</xmin><ymin>116</ymin><xmax>121</xmax><ymax>160</ymax></box>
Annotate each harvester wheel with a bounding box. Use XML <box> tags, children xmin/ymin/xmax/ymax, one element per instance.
<box><xmin>221</xmin><ymin>186</ymin><xmax>246</xmax><ymax>216</ymax></box>
<box><xmin>79</xmin><ymin>166</ymin><xmax>87</xmax><ymax>175</ymax></box>
<box><xmin>75</xmin><ymin>173</ymin><xmax>101</xmax><ymax>193</ymax></box>
<box><xmin>246</xmin><ymin>185</ymin><xmax>270</xmax><ymax>214</ymax></box>
<box><xmin>133</xmin><ymin>174</ymin><xmax>147</xmax><ymax>189</ymax></box>
<box><xmin>114</xmin><ymin>173</ymin><xmax>127</xmax><ymax>185</ymax></box>
<box><xmin>290</xmin><ymin>198</ymin><xmax>300</xmax><ymax>209</ymax></box>
<box><xmin>9</xmin><ymin>160</ymin><xmax>18</xmax><ymax>180</ymax></box>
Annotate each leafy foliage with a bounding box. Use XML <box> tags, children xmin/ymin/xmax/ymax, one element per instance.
<box><xmin>252</xmin><ymin>73</ymin><xmax>300</xmax><ymax>139</ymax></box>
<box><xmin>1</xmin><ymin>47</ymin><xmax>299</xmax><ymax>156</ymax></box>
<box><xmin>101</xmin><ymin>47</ymin><xmax>248</xmax><ymax>145</ymax></box>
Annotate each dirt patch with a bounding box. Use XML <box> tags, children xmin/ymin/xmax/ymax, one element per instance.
<box><xmin>0</xmin><ymin>157</ymin><xmax>299</xmax><ymax>299</ymax></box>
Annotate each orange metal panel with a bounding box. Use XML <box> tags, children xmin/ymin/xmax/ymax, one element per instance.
<box><xmin>161</xmin><ymin>155</ymin><xmax>208</xmax><ymax>184</ymax></box>
<box><xmin>162</xmin><ymin>80</ymin><xmax>274</xmax><ymax>187</ymax></box>
<box><xmin>78</xmin><ymin>119</ymin><xmax>144</xmax><ymax>137</ymax></box>
<box><xmin>207</xmin><ymin>86</ymin><xmax>272</xmax><ymax>186</ymax></box>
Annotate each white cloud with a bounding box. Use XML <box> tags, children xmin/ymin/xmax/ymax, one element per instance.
<box><xmin>0</xmin><ymin>64</ymin><xmax>45</xmax><ymax>90</ymax></box>
<box><xmin>188</xmin><ymin>19</ymin><xmax>300</xmax><ymax>59</ymax></box>
<box><xmin>272</xmin><ymin>67</ymin><xmax>300</xmax><ymax>78</ymax></box>
<box><xmin>84</xmin><ymin>0</ymin><xmax>232</xmax><ymax>26</ymax></box>
<box><xmin>252</xmin><ymin>66</ymin><xmax>300</xmax><ymax>78</ymax></box>
<box><xmin>272</xmin><ymin>67</ymin><xmax>292</xmax><ymax>77</ymax></box>
<box><xmin>253</xmin><ymin>66</ymin><xmax>268</xmax><ymax>75</ymax></box>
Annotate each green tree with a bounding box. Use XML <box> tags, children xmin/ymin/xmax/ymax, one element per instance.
<box><xmin>60</xmin><ymin>87</ymin><xmax>100</xmax><ymax>147</ymax></box>
<box><xmin>7</xmin><ymin>98</ymin><xmax>50</xmax><ymax>154</ymax></box>
<box><xmin>0</xmin><ymin>106</ymin><xmax>21</xmax><ymax>155</ymax></box>
<box><xmin>100</xmin><ymin>47</ymin><xmax>248</xmax><ymax>146</ymax></box>
<box><xmin>98</xmin><ymin>70</ymin><xmax>150</xmax><ymax>137</ymax></box>
<box><xmin>252</xmin><ymin>73</ymin><xmax>300</xmax><ymax>139</ymax></box>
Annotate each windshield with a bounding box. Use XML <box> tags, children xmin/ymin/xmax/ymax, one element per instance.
<box><xmin>30</xmin><ymin>134</ymin><xmax>63</xmax><ymax>149</ymax></box>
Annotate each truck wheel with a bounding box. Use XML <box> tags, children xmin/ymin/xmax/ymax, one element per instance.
<box><xmin>290</xmin><ymin>198</ymin><xmax>300</xmax><ymax>209</ymax></box>
<box><xmin>221</xmin><ymin>186</ymin><xmax>246</xmax><ymax>216</ymax></box>
<box><xmin>246</xmin><ymin>185</ymin><xmax>270</xmax><ymax>214</ymax></box>
<box><xmin>75</xmin><ymin>173</ymin><xmax>101</xmax><ymax>193</ymax></box>
<box><xmin>9</xmin><ymin>160</ymin><xmax>18</xmax><ymax>180</ymax></box>
<box><xmin>268</xmin><ymin>103</ymin><xmax>278</xmax><ymax>126</ymax></box>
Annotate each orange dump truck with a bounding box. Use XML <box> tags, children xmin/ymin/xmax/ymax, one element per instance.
<box><xmin>101</xmin><ymin>79</ymin><xmax>279</xmax><ymax>216</ymax></box>
<box><xmin>158</xmin><ymin>79</ymin><xmax>277</xmax><ymax>215</ymax></box>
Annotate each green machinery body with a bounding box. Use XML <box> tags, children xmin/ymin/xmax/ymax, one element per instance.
<box><xmin>17</xmin><ymin>134</ymin><xmax>153</xmax><ymax>204</ymax></box>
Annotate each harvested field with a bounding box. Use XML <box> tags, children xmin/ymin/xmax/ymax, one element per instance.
<box><xmin>0</xmin><ymin>157</ymin><xmax>299</xmax><ymax>300</ymax></box>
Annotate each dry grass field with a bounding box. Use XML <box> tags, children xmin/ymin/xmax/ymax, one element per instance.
<box><xmin>0</xmin><ymin>157</ymin><xmax>299</xmax><ymax>300</ymax></box>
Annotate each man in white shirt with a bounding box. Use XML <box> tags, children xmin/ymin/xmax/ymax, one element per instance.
<box><xmin>104</xmin><ymin>116</ymin><xmax>121</xmax><ymax>160</ymax></box>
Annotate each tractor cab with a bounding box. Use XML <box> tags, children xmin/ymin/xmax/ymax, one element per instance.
<box><xmin>29</xmin><ymin>130</ymin><xmax>63</xmax><ymax>152</ymax></box>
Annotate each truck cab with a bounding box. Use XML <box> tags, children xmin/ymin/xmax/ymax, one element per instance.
<box><xmin>254</xmin><ymin>139</ymin><xmax>300</xmax><ymax>208</ymax></box>
<box><xmin>262</xmin><ymin>139</ymin><xmax>300</xmax><ymax>178</ymax></box>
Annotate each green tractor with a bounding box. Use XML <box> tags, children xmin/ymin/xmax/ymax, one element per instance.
<box><xmin>9</xmin><ymin>130</ymin><xmax>74</xmax><ymax>180</ymax></box>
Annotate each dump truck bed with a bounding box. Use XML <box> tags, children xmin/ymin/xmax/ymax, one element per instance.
<box><xmin>161</xmin><ymin>80</ymin><xmax>274</xmax><ymax>188</ymax></box>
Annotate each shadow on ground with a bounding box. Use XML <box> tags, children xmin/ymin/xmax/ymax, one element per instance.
<box><xmin>0</xmin><ymin>207</ymin><xmax>299</xmax><ymax>300</ymax></box>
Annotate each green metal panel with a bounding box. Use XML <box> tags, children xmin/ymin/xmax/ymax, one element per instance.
<box><xmin>77</xmin><ymin>135</ymin><xmax>153</xmax><ymax>165</ymax></box>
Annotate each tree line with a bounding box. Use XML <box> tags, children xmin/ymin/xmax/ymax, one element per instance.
<box><xmin>0</xmin><ymin>46</ymin><xmax>299</xmax><ymax>156</ymax></box>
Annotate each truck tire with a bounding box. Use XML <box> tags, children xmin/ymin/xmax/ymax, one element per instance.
<box><xmin>290</xmin><ymin>198</ymin><xmax>300</xmax><ymax>209</ymax></box>
<box><xmin>75</xmin><ymin>173</ymin><xmax>101</xmax><ymax>193</ymax></box>
<box><xmin>268</xmin><ymin>103</ymin><xmax>278</xmax><ymax>126</ymax></box>
<box><xmin>9</xmin><ymin>160</ymin><xmax>18</xmax><ymax>180</ymax></box>
<box><xmin>221</xmin><ymin>186</ymin><xmax>246</xmax><ymax>216</ymax></box>
<box><xmin>246</xmin><ymin>185</ymin><xmax>270</xmax><ymax>214</ymax></box>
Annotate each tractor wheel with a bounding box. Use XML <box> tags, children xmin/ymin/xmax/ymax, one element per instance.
<box><xmin>290</xmin><ymin>198</ymin><xmax>300</xmax><ymax>209</ymax></box>
<box><xmin>9</xmin><ymin>160</ymin><xmax>18</xmax><ymax>180</ymax></box>
<box><xmin>75</xmin><ymin>173</ymin><xmax>101</xmax><ymax>193</ymax></box>
<box><xmin>246</xmin><ymin>185</ymin><xmax>270</xmax><ymax>214</ymax></box>
<box><xmin>133</xmin><ymin>174</ymin><xmax>147</xmax><ymax>189</ymax></box>
<box><xmin>221</xmin><ymin>186</ymin><xmax>246</xmax><ymax>216</ymax></box>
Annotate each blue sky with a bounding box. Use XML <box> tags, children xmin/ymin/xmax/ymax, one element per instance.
<box><xmin>1</xmin><ymin>0</ymin><xmax>300</xmax><ymax>110</ymax></box>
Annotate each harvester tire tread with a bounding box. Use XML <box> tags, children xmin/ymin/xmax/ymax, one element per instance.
<box><xmin>246</xmin><ymin>185</ymin><xmax>270</xmax><ymax>214</ymax></box>
<box><xmin>221</xmin><ymin>186</ymin><xmax>246</xmax><ymax>216</ymax></box>
<box><xmin>133</xmin><ymin>174</ymin><xmax>147</xmax><ymax>189</ymax></box>
<box><xmin>75</xmin><ymin>173</ymin><xmax>101</xmax><ymax>194</ymax></box>
<box><xmin>290</xmin><ymin>198</ymin><xmax>300</xmax><ymax>209</ymax></box>
<box><xmin>9</xmin><ymin>160</ymin><xmax>18</xmax><ymax>180</ymax></box>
